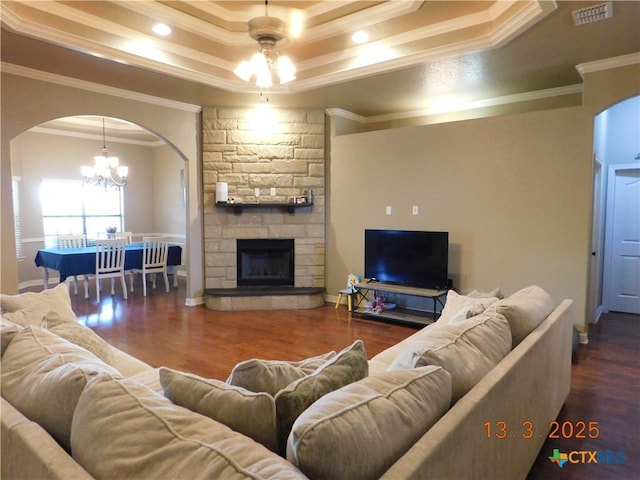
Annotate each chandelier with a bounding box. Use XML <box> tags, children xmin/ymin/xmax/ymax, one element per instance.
<box><xmin>234</xmin><ymin>1</ymin><xmax>296</xmax><ymax>88</ymax></box>
<box><xmin>81</xmin><ymin>118</ymin><xmax>128</xmax><ymax>189</ymax></box>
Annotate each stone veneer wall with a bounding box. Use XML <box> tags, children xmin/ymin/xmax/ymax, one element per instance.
<box><xmin>202</xmin><ymin>106</ymin><xmax>325</xmax><ymax>290</ymax></box>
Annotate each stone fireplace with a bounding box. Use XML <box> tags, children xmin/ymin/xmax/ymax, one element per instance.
<box><xmin>237</xmin><ymin>239</ymin><xmax>294</xmax><ymax>287</ymax></box>
<box><xmin>202</xmin><ymin>106</ymin><xmax>326</xmax><ymax>311</ymax></box>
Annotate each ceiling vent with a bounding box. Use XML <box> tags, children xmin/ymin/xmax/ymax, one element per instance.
<box><xmin>572</xmin><ymin>2</ymin><xmax>613</xmax><ymax>26</ymax></box>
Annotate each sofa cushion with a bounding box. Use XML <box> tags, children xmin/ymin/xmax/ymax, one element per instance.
<box><xmin>160</xmin><ymin>367</ymin><xmax>278</xmax><ymax>452</ymax></box>
<box><xmin>2</xmin><ymin>306</ymin><xmax>115</xmax><ymax>365</ymax></box>
<box><xmin>274</xmin><ymin>340</ymin><xmax>368</xmax><ymax>454</ymax></box>
<box><xmin>0</xmin><ymin>326</ymin><xmax>121</xmax><ymax>451</ymax></box>
<box><xmin>0</xmin><ymin>283</ymin><xmax>76</xmax><ymax>320</ymax></box>
<box><xmin>70</xmin><ymin>375</ymin><xmax>308</xmax><ymax>480</ymax></box>
<box><xmin>389</xmin><ymin>312</ymin><xmax>511</xmax><ymax>402</ymax></box>
<box><xmin>227</xmin><ymin>351</ymin><xmax>336</xmax><ymax>396</ymax></box>
<box><xmin>494</xmin><ymin>285</ymin><xmax>555</xmax><ymax>347</ymax></box>
<box><xmin>287</xmin><ymin>366</ymin><xmax>452</xmax><ymax>480</ymax></box>
<box><xmin>43</xmin><ymin>311</ymin><xmax>115</xmax><ymax>365</ymax></box>
<box><xmin>467</xmin><ymin>287</ymin><xmax>504</xmax><ymax>300</ymax></box>
<box><xmin>1</xmin><ymin>317</ymin><xmax>22</xmax><ymax>355</ymax></box>
<box><xmin>437</xmin><ymin>290</ymin><xmax>499</xmax><ymax>325</ymax></box>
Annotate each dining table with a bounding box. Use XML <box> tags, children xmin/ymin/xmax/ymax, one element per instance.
<box><xmin>35</xmin><ymin>242</ymin><xmax>183</xmax><ymax>297</ymax></box>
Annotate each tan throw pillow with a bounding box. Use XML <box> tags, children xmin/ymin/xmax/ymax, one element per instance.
<box><xmin>437</xmin><ymin>290</ymin><xmax>498</xmax><ymax>325</ymax></box>
<box><xmin>159</xmin><ymin>367</ymin><xmax>278</xmax><ymax>452</ymax></box>
<box><xmin>274</xmin><ymin>340</ymin><xmax>368</xmax><ymax>455</ymax></box>
<box><xmin>43</xmin><ymin>311</ymin><xmax>114</xmax><ymax>365</ymax></box>
<box><xmin>494</xmin><ymin>285</ymin><xmax>555</xmax><ymax>347</ymax></box>
<box><xmin>288</xmin><ymin>366</ymin><xmax>452</xmax><ymax>480</ymax></box>
<box><xmin>0</xmin><ymin>326</ymin><xmax>121</xmax><ymax>451</ymax></box>
<box><xmin>227</xmin><ymin>351</ymin><xmax>336</xmax><ymax>396</ymax></box>
<box><xmin>389</xmin><ymin>312</ymin><xmax>511</xmax><ymax>402</ymax></box>
<box><xmin>0</xmin><ymin>283</ymin><xmax>74</xmax><ymax>315</ymax></box>
<box><xmin>71</xmin><ymin>375</ymin><xmax>309</xmax><ymax>480</ymax></box>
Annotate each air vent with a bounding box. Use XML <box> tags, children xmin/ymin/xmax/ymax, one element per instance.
<box><xmin>572</xmin><ymin>2</ymin><xmax>613</xmax><ymax>26</ymax></box>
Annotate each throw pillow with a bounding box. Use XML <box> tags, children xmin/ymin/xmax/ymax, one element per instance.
<box><xmin>159</xmin><ymin>367</ymin><xmax>278</xmax><ymax>452</ymax></box>
<box><xmin>227</xmin><ymin>350</ymin><xmax>336</xmax><ymax>396</ymax></box>
<box><xmin>0</xmin><ymin>283</ymin><xmax>74</xmax><ymax>315</ymax></box>
<box><xmin>71</xmin><ymin>375</ymin><xmax>309</xmax><ymax>480</ymax></box>
<box><xmin>274</xmin><ymin>340</ymin><xmax>368</xmax><ymax>455</ymax></box>
<box><xmin>389</xmin><ymin>312</ymin><xmax>511</xmax><ymax>402</ymax></box>
<box><xmin>0</xmin><ymin>326</ymin><xmax>121</xmax><ymax>451</ymax></box>
<box><xmin>287</xmin><ymin>366</ymin><xmax>452</xmax><ymax>480</ymax></box>
<box><xmin>43</xmin><ymin>311</ymin><xmax>115</xmax><ymax>365</ymax></box>
<box><xmin>493</xmin><ymin>285</ymin><xmax>555</xmax><ymax>347</ymax></box>
<box><xmin>437</xmin><ymin>290</ymin><xmax>498</xmax><ymax>325</ymax></box>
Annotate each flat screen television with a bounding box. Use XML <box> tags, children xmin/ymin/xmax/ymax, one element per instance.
<box><xmin>364</xmin><ymin>229</ymin><xmax>449</xmax><ymax>289</ymax></box>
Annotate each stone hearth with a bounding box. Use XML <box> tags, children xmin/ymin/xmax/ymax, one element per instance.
<box><xmin>204</xmin><ymin>287</ymin><xmax>325</xmax><ymax>311</ymax></box>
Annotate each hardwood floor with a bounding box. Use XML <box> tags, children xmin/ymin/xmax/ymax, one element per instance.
<box><xmin>65</xmin><ymin>280</ymin><xmax>639</xmax><ymax>479</ymax></box>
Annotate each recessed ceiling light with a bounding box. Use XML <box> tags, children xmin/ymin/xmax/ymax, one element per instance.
<box><xmin>351</xmin><ymin>31</ymin><xmax>369</xmax><ymax>44</ymax></box>
<box><xmin>152</xmin><ymin>23</ymin><xmax>172</xmax><ymax>36</ymax></box>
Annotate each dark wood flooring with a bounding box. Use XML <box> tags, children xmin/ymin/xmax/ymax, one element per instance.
<box><xmin>64</xmin><ymin>280</ymin><xmax>639</xmax><ymax>479</ymax></box>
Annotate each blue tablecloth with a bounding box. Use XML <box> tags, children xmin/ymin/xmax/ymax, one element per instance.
<box><xmin>35</xmin><ymin>243</ymin><xmax>182</xmax><ymax>282</ymax></box>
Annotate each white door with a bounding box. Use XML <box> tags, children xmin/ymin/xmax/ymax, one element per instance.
<box><xmin>604</xmin><ymin>166</ymin><xmax>640</xmax><ymax>314</ymax></box>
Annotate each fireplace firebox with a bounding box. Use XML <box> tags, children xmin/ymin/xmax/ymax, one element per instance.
<box><xmin>237</xmin><ymin>239</ymin><xmax>294</xmax><ymax>287</ymax></box>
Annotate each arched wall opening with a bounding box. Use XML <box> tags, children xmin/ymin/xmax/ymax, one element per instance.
<box><xmin>1</xmin><ymin>70</ymin><xmax>203</xmax><ymax>304</ymax></box>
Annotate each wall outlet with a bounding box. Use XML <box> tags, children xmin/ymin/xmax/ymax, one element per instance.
<box><xmin>386</xmin><ymin>206</ymin><xmax>392</xmax><ymax>215</ymax></box>
<box><xmin>270</xmin><ymin>187</ymin><xmax>276</xmax><ymax>196</ymax></box>
<box><xmin>254</xmin><ymin>188</ymin><xmax>260</xmax><ymax>197</ymax></box>
<box><xmin>412</xmin><ymin>205</ymin><xmax>419</xmax><ymax>215</ymax></box>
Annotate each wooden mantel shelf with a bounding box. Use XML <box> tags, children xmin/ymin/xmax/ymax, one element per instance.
<box><xmin>215</xmin><ymin>201</ymin><xmax>313</xmax><ymax>215</ymax></box>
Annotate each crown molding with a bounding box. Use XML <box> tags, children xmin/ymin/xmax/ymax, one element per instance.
<box><xmin>326</xmin><ymin>84</ymin><xmax>583</xmax><ymax>124</ymax></box>
<box><xmin>1</xmin><ymin>63</ymin><xmax>202</xmax><ymax>113</ymax></box>
<box><xmin>576</xmin><ymin>52</ymin><xmax>640</xmax><ymax>78</ymax></box>
<box><xmin>29</xmin><ymin>126</ymin><xmax>165</xmax><ymax>147</ymax></box>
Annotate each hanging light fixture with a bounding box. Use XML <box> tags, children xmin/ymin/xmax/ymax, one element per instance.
<box><xmin>81</xmin><ymin>118</ymin><xmax>128</xmax><ymax>189</ymax></box>
<box><xmin>234</xmin><ymin>0</ymin><xmax>296</xmax><ymax>89</ymax></box>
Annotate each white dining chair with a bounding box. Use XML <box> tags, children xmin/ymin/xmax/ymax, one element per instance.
<box><xmin>114</xmin><ymin>231</ymin><xmax>133</xmax><ymax>243</ymax></box>
<box><xmin>57</xmin><ymin>233</ymin><xmax>87</xmax><ymax>296</ymax></box>
<box><xmin>130</xmin><ymin>236</ymin><xmax>169</xmax><ymax>296</ymax></box>
<box><xmin>94</xmin><ymin>238</ymin><xmax>128</xmax><ymax>302</ymax></box>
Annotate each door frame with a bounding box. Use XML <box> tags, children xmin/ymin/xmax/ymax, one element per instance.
<box><xmin>602</xmin><ymin>163</ymin><xmax>640</xmax><ymax>313</ymax></box>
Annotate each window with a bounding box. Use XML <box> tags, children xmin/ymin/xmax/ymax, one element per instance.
<box><xmin>40</xmin><ymin>178</ymin><xmax>124</xmax><ymax>247</ymax></box>
<box><xmin>12</xmin><ymin>177</ymin><xmax>23</xmax><ymax>259</ymax></box>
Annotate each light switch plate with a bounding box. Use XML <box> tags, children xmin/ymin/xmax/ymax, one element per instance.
<box><xmin>270</xmin><ymin>187</ymin><xmax>276</xmax><ymax>196</ymax></box>
<box><xmin>254</xmin><ymin>188</ymin><xmax>260</xmax><ymax>197</ymax></box>
<box><xmin>386</xmin><ymin>206</ymin><xmax>392</xmax><ymax>215</ymax></box>
<box><xmin>412</xmin><ymin>206</ymin><xmax>419</xmax><ymax>215</ymax></box>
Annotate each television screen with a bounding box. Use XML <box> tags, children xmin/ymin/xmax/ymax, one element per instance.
<box><xmin>364</xmin><ymin>229</ymin><xmax>448</xmax><ymax>289</ymax></box>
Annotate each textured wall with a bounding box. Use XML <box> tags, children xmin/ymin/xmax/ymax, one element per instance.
<box><xmin>202</xmin><ymin>106</ymin><xmax>325</xmax><ymax>289</ymax></box>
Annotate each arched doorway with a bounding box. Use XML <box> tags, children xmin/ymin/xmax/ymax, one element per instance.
<box><xmin>589</xmin><ymin>95</ymin><xmax>640</xmax><ymax>321</ymax></box>
<box><xmin>10</xmin><ymin>115</ymin><xmax>189</xmax><ymax>294</ymax></box>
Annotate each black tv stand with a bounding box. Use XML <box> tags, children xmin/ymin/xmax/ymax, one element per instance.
<box><xmin>353</xmin><ymin>280</ymin><xmax>448</xmax><ymax>327</ymax></box>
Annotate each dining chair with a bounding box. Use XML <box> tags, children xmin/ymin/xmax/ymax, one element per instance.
<box><xmin>130</xmin><ymin>236</ymin><xmax>169</xmax><ymax>296</ymax></box>
<box><xmin>57</xmin><ymin>234</ymin><xmax>87</xmax><ymax>296</ymax></box>
<box><xmin>114</xmin><ymin>231</ymin><xmax>133</xmax><ymax>243</ymax></box>
<box><xmin>94</xmin><ymin>238</ymin><xmax>128</xmax><ymax>302</ymax></box>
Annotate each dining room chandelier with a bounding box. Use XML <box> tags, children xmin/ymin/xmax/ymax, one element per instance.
<box><xmin>81</xmin><ymin>118</ymin><xmax>128</xmax><ymax>189</ymax></box>
<box><xmin>234</xmin><ymin>0</ymin><xmax>296</xmax><ymax>88</ymax></box>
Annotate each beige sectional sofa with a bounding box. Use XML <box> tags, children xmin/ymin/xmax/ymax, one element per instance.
<box><xmin>1</xmin><ymin>283</ymin><xmax>573</xmax><ymax>480</ymax></box>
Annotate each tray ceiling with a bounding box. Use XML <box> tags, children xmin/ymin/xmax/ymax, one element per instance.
<box><xmin>1</xmin><ymin>0</ymin><xmax>556</xmax><ymax>93</ymax></box>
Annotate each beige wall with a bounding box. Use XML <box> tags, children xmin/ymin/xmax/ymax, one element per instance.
<box><xmin>325</xmin><ymin>60</ymin><xmax>639</xmax><ymax>331</ymax></box>
<box><xmin>327</xmin><ymin>106</ymin><xmax>591</xmax><ymax>327</ymax></box>
<box><xmin>0</xmin><ymin>71</ymin><xmax>202</xmax><ymax>301</ymax></box>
